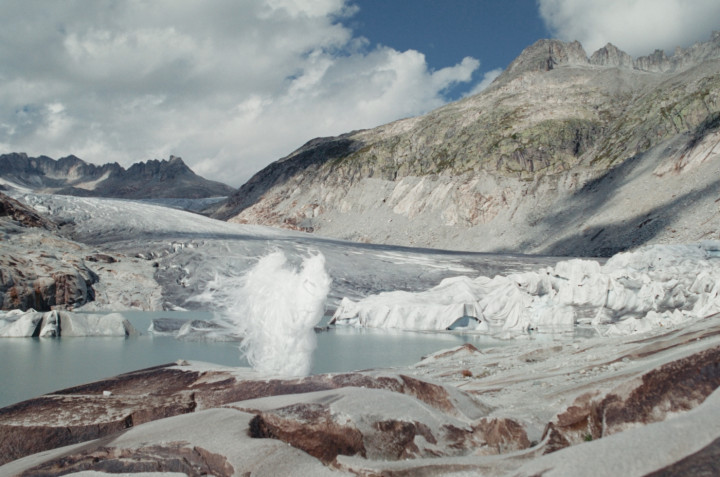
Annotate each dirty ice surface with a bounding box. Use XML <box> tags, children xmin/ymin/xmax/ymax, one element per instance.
<box><xmin>15</xmin><ymin>192</ymin><xmax>560</xmax><ymax>313</ymax></box>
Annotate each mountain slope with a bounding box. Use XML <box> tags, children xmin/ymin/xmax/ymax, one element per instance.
<box><xmin>214</xmin><ymin>33</ymin><xmax>720</xmax><ymax>256</ymax></box>
<box><xmin>0</xmin><ymin>154</ymin><xmax>235</xmax><ymax>199</ymax></box>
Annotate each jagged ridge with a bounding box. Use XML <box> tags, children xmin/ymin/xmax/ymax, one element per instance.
<box><xmin>0</xmin><ymin>153</ymin><xmax>235</xmax><ymax>199</ymax></box>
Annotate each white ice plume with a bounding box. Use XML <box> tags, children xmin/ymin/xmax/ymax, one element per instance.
<box><xmin>198</xmin><ymin>250</ymin><xmax>331</xmax><ymax>376</ymax></box>
<box><xmin>332</xmin><ymin>242</ymin><xmax>720</xmax><ymax>336</ymax></box>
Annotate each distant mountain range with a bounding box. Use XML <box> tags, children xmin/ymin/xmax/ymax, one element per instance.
<box><xmin>0</xmin><ymin>153</ymin><xmax>235</xmax><ymax>200</ymax></box>
<box><xmin>213</xmin><ymin>32</ymin><xmax>720</xmax><ymax>256</ymax></box>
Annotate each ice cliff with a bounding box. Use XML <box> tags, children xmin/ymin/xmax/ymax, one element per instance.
<box><xmin>332</xmin><ymin>242</ymin><xmax>720</xmax><ymax>336</ymax></box>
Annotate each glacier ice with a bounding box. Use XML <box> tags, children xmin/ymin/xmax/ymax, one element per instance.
<box><xmin>0</xmin><ymin>311</ymin><xmax>139</xmax><ymax>337</ymax></box>
<box><xmin>332</xmin><ymin>242</ymin><xmax>720</xmax><ymax>335</ymax></box>
<box><xmin>197</xmin><ymin>250</ymin><xmax>331</xmax><ymax>376</ymax></box>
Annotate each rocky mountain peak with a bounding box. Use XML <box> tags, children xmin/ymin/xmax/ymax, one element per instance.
<box><xmin>589</xmin><ymin>43</ymin><xmax>634</xmax><ymax>68</ymax></box>
<box><xmin>0</xmin><ymin>153</ymin><xmax>235</xmax><ymax>200</ymax></box>
<box><xmin>500</xmin><ymin>39</ymin><xmax>588</xmax><ymax>79</ymax></box>
<box><xmin>126</xmin><ymin>156</ymin><xmax>193</xmax><ymax>179</ymax></box>
<box><xmin>494</xmin><ymin>32</ymin><xmax>720</xmax><ymax>87</ymax></box>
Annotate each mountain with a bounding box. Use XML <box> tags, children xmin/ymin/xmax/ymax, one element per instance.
<box><xmin>0</xmin><ymin>154</ymin><xmax>235</xmax><ymax>199</ymax></box>
<box><xmin>214</xmin><ymin>32</ymin><xmax>720</xmax><ymax>257</ymax></box>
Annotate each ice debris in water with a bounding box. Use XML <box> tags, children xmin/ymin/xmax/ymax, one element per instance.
<box><xmin>332</xmin><ymin>242</ymin><xmax>720</xmax><ymax>335</ymax></box>
<box><xmin>197</xmin><ymin>250</ymin><xmax>331</xmax><ymax>376</ymax></box>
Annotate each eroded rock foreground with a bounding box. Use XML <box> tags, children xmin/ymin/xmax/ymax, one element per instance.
<box><xmin>1</xmin><ymin>316</ymin><xmax>720</xmax><ymax>476</ymax></box>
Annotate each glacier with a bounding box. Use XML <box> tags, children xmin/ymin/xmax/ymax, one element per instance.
<box><xmin>0</xmin><ymin>310</ymin><xmax>139</xmax><ymax>337</ymax></box>
<box><xmin>332</xmin><ymin>242</ymin><xmax>720</xmax><ymax>336</ymax></box>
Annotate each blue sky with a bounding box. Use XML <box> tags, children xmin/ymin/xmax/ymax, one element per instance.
<box><xmin>351</xmin><ymin>1</ymin><xmax>550</xmax><ymax>98</ymax></box>
<box><xmin>0</xmin><ymin>0</ymin><xmax>718</xmax><ymax>186</ymax></box>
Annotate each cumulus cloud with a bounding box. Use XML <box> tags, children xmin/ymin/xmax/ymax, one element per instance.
<box><xmin>0</xmin><ymin>0</ymin><xmax>481</xmax><ymax>185</ymax></box>
<box><xmin>539</xmin><ymin>0</ymin><xmax>720</xmax><ymax>57</ymax></box>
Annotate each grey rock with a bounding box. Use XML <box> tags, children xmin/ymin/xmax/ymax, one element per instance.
<box><xmin>0</xmin><ymin>191</ymin><xmax>57</xmax><ymax>231</ymax></box>
<box><xmin>499</xmin><ymin>38</ymin><xmax>589</xmax><ymax>80</ymax></box>
<box><xmin>0</xmin><ymin>254</ymin><xmax>98</xmax><ymax>311</ymax></box>
<box><xmin>589</xmin><ymin>43</ymin><xmax>634</xmax><ymax>68</ymax></box>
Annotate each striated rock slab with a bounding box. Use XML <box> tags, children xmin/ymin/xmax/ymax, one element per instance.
<box><xmin>0</xmin><ymin>363</ymin><xmax>490</xmax><ymax>467</ymax></box>
<box><xmin>3</xmin><ymin>408</ymin><xmax>338</xmax><ymax>477</ymax></box>
<box><xmin>515</xmin><ymin>388</ymin><xmax>720</xmax><ymax>477</ymax></box>
<box><xmin>542</xmin><ymin>344</ymin><xmax>720</xmax><ymax>451</ymax></box>
<box><xmin>240</xmin><ymin>387</ymin><xmax>528</xmax><ymax>463</ymax></box>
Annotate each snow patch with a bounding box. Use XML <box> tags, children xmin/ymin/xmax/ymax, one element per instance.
<box><xmin>72</xmin><ymin>170</ymin><xmax>111</xmax><ymax>190</ymax></box>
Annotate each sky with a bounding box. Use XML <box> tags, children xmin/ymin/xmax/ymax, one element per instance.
<box><xmin>1</xmin><ymin>1</ymin><xmax>719</xmax><ymax>187</ymax></box>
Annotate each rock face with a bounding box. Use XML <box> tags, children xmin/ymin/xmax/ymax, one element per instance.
<box><xmin>0</xmin><ymin>192</ymin><xmax>57</xmax><ymax>230</ymax></box>
<box><xmin>0</xmin><ymin>194</ymin><xmax>161</xmax><ymax>312</ymax></box>
<box><xmin>589</xmin><ymin>43</ymin><xmax>634</xmax><ymax>68</ymax></box>
<box><xmin>0</xmin><ymin>195</ymin><xmax>98</xmax><ymax>311</ymax></box>
<box><xmin>0</xmin><ymin>236</ymin><xmax>99</xmax><ymax>311</ymax></box>
<box><xmin>0</xmin><ymin>153</ymin><xmax>235</xmax><ymax>199</ymax></box>
<box><xmin>214</xmin><ymin>32</ymin><xmax>720</xmax><ymax>256</ymax></box>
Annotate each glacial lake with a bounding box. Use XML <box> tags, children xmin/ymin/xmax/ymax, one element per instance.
<box><xmin>0</xmin><ymin>311</ymin><xmax>508</xmax><ymax>409</ymax></box>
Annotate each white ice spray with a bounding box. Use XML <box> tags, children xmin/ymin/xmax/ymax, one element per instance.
<box><xmin>199</xmin><ymin>250</ymin><xmax>331</xmax><ymax>376</ymax></box>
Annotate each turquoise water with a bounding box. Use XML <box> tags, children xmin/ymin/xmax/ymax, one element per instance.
<box><xmin>0</xmin><ymin>311</ymin><xmax>501</xmax><ymax>408</ymax></box>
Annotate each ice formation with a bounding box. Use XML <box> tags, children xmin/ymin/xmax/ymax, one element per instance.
<box><xmin>332</xmin><ymin>242</ymin><xmax>720</xmax><ymax>335</ymax></box>
<box><xmin>199</xmin><ymin>250</ymin><xmax>331</xmax><ymax>376</ymax></box>
<box><xmin>0</xmin><ymin>310</ymin><xmax>139</xmax><ymax>337</ymax></box>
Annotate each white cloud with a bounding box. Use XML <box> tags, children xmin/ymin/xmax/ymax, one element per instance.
<box><xmin>0</xmin><ymin>0</ymin><xmax>481</xmax><ymax>186</ymax></box>
<box><xmin>539</xmin><ymin>0</ymin><xmax>720</xmax><ymax>57</ymax></box>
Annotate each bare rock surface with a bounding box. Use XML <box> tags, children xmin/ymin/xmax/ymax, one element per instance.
<box><xmin>0</xmin><ymin>231</ymin><xmax>98</xmax><ymax>311</ymax></box>
<box><xmin>0</xmin><ymin>229</ymin><xmax>161</xmax><ymax>312</ymax></box>
<box><xmin>0</xmin><ymin>362</ymin><xmax>488</xmax><ymax>468</ymax></box>
<box><xmin>0</xmin><ymin>191</ymin><xmax>57</xmax><ymax>231</ymax></box>
<box><xmin>1</xmin><ymin>192</ymin><xmax>162</xmax><ymax>312</ymax></box>
<box><xmin>2</xmin><ymin>315</ymin><xmax>720</xmax><ymax>475</ymax></box>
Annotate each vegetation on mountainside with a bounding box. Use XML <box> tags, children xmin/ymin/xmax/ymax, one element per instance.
<box><xmin>592</xmin><ymin>70</ymin><xmax>720</xmax><ymax>167</ymax></box>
